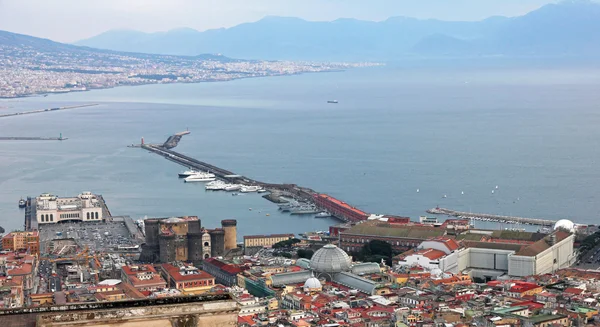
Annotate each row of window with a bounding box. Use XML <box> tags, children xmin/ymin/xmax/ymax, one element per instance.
<box><xmin>342</xmin><ymin>238</ymin><xmax>418</xmax><ymax>247</ymax></box>
<box><xmin>178</xmin><ymin>279</ymin><xmax>214</xmax><ymax>288</ymax></box>
<box><xmin>40</xmin><ymin>214</ymin><xmax>54</xmax><ymax>222</ymax></box>
<box><xmin>86</xmin><ymin>212</ymin><xmax>99</xmax><ymax>219</ymax></box>
<box><xmin>60</xmin><ymin>213</ymin><xmax>80</xmax><ymax>219</ymax></box>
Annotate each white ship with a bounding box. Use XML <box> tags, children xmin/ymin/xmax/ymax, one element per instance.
<box><xmin>206</xmin><ymin>180</ymin><xmax>227</xmax><ymax>190</ymax></box>
<box><xmin>315</xmin><ymin>212</ymin><xmax>331</xmax><ymax>218</ymax></box>
<box><xmin>240</xmin><ymin>185</ymin><xmax>261</xmax><ymax>193</ymax></box>
<box><xmin>178</xmin><ymin>169</ymin><xmax>199</xmax><ymax>178</ymax></box>
<box><xmin>224</xmin><ymin>184</ymin><xmax>242</xmax><ymax>191</ymax></box>
<box><xmin>184</xmin><ymin>172</ymin><xmax>216</xmax><ymax>183</ymax></box>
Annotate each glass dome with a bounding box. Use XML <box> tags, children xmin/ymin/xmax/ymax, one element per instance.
<box><xmin>310</xmin><ymin>244</ymin><xmax>352</xmax><ymax>273</ymax></box>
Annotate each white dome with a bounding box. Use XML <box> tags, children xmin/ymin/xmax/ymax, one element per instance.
<box><xmin>303</xmin><ymin>277</ymin><xmax>322</xmax><ymax>289</ymax></box>
<box><xmin>430</xmin><ymin>268</ymin><xmax>443</xmax><ymax>277</ymax></box>
<box><xmin>554</xmin><ymin>219</ymin><xmax>575</xmax><ymax>232</ymax></box>
<box><xmin>310</xmin><ymin>244</ymin><xmax>352</xmax><ymax>274</ymax></box>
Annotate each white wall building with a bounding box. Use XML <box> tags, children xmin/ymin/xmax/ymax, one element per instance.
<box><xmin>459</xmin><ymin>231</ymin><xmax>575</xmax><ymax>279</ymax></box>
<box><xmin>36</xmin><ymin>192</ymin><xmax>103</xmax><ymax>224</ymax></box>
<box><xmin>395</xmin><ymin>232</ymin><xmax>575</xmax><ymax>280</ymax></box>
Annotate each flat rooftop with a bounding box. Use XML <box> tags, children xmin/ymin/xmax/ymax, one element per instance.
<box><xmin>38</xmin><ymin>217</ymin><xmax>143</xmax><ymax>254</ymax></box>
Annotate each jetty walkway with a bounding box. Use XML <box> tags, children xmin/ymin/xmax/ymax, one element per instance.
<box><xmin>137</xmin><ymin>131</ymin><xmax>340</xmax><ymax>219</ymax></box>
<box><xmin>0</xmin><ymin>136</ymin><xmax>67</xmax><ymax>141</ymax></box>
<box><xmin>0</xmin><ymin>103</ymin><xmax>99</xmax><ymax>119</ymax></box>
<box><xmin>426</xmin><ymin>207</ymin><xmax>557</xmax><ymax>227</ymax></box>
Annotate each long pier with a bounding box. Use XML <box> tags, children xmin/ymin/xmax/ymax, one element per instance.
<box><xmin>426</xmin><ymin>207</ymin><xmax>557</xmax><ymax>227</ymax></box>
<box><xmin>0</xmin><ymin>103</ymin><xmax>99</xmax><ymax>119</ymax></box>
<box><xmin>0</xmin><ymin>136</ymin><xmax>67</xmax><ymax>141</ymax></box>
<box><xmin>137</xmin><ymin>131</ymin><xmax>350</xmax><ymax>221</ymax></box>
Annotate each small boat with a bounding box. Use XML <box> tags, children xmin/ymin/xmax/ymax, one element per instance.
<box><xmin>240</xmin><ymin>185</ymin><xmax>261</xmax><ymax>193</ymax></box>
<box><xmin>327</xmin><ymin>100</ymin><xmax>338</xmax><ymax>104</ymax></box>
<box><xmin>416</xmin><ymin>189</ymin><xmax>419</xmax><ymax>193</ymax></box>
<box><xmin>18</xmin><ymin>198</ymin><xmax>26</xmax><ymax>208</ymax></box>
<box><xmin>291</xmin><ymin>205</ymin><xmax>319</xmax><ymax>215</ymax></box>
<box><xmin>257</xmin><ymin>188</ymin><xmax>268</xmax><ymax>193</ymax></box>
<box><xmin>179</xmin><ymin>169</ymin><xmax>199</xmax><ymax>178</ymax></box>
<box><xmin>231</xmin><ymin>193</ymin><xmax>239</xmax><ymax>196</ymax></box>
<box><xmin>461</xmin><ymin>191</ymin><xmax>464</xmax><ymax>195</ymax></box>
<box><xmin>495</xmin><ymin>185</ymin><xmax>499</xmax><ymax>189</ymax></box>
<box><xmin>443</xmin><ymin>195</ymin><xmax>447</xmax><ymax>198</ymax></box>
<box><xmin>315</xmin><ymin>212</ymin><xmax>331</xmax><ymax>218</ymax></box>
<box><xmin>492</xmin><ymin>190</ymin><xmax>495</xmax><ymax>194</ymax></box>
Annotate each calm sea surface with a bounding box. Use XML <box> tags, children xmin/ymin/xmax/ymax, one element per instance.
<box><xmin>2</xmin><ymin>64</ymin><xmax>600</xmax><ymax>236</ymax></box>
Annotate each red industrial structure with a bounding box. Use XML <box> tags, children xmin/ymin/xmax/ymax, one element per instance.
<box><xmin>313</xmin><ymin>194</ymin><xmax>369</xmax><ymax>222</ymax></box>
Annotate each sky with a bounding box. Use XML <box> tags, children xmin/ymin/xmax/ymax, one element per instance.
<box><xmin>0</xmin><ymin>0</ymin><xmax>561</xmax><ymax>43</ymax></box>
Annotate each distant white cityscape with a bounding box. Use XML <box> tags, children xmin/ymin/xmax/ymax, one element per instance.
<box><xmin>0</xmin><ymin>42</ymin><xmax>377</xmax><ymax>98</ymax></box>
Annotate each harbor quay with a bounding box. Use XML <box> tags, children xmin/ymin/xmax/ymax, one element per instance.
<box><xmin>427</xmin><ymin>207</ymin><xmax>558</xmax><ymax>227</ymax></box>
<box><xmin>0</xmin><ymin>103</ymin><xmax>99</xmax><ymax>119</ymax></box>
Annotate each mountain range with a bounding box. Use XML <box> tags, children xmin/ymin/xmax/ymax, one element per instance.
<box><xmin>73</xmin><ymin>1</ymin><xmax>600</xmax><ymax>61</ymax></box>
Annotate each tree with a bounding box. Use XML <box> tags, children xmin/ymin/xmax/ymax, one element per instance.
<box><xmin>275</xmin><ymin>251</ymin><xmax>292</xmax><ymax>258</ymax></box>
<box><xmin>272</xmin><ymin>238</ymin><xmax>301</xmax><ymax>249</ymax></box>
<box><xmin>297</xmin><ymin>249</ymin><xmax>314</xmax><ymax>259</ymax></box>
<box><xmin>352</xmin><ymin>240</ymin><xmax>393</xmax><ymax>265</ymax></box>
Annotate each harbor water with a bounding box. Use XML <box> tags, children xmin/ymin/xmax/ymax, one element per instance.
<box><xmin>2</xmin><ymin>63</ymin><xmax>600</xmax><ymax>236</ymax></box>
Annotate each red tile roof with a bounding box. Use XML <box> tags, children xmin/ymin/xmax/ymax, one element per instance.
<box><xmin>509</xmin><ymin>282</ymin><xmax>541</xmax><ymax>293</ymax></box>
<box><xmin>204</xmin><ymin>258</ymin><xmax>244</xmax><ymax>274</ymax></box>
<box><xmin>161</xmin><ymin>263</ymin><xmax>215</xmax><ymax>282</ymax></box>
<box><xmin>433</xmin><ymin>237</ymin><xmax>460</xmax><ymax>251</ymax></box>
<box><xmin>415</xmin><ymin>248</ymin><xmax>447</xmax><ymax>260</ymax></box>
<box><xmin>564</xmin><ymin>287</ymin><xmax>584</xmax><ymax>295</ymax></box>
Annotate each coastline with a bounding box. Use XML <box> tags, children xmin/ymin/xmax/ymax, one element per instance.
<box><xmin>0</xmin><ymin>68</ymin><xmax>351</xmax><ymax>100</ymax></box>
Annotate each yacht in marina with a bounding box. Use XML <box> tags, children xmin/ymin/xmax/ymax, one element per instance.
<box><xmin>178</xmin><ymin>169</ymin><xmax>199</xmax><ymax>178</ymax></box>
<box><xmin>224</xmin><ymin>184</ymin><xmax>242</xmax><ymax>191</ymax></box>
<box><xmin>206</xmin><ymin>180</ymin><xmax>227</xmax><ymax>190</ymax></box>
<box><xmin>184</xmin><ymin>172</ymin><xmax>216</xmax><ymax>182</ymax></box>
<box><xmin>315</xmin><ymin>212</ymin><xmax>331</xmax><ymax>218</ymax></box>
<box><xmin>240</xmin><ymin>185</ymin><xmax>261</xmax><ymax>193</ymax></box>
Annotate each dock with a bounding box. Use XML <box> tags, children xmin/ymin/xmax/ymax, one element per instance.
<box><xmin>0</xmin><ymin>103</ymin><xmax>99</xmax><ymax>119</ymax></box>
<box><xmin>137</xmin><ymin>131</ymin><xmax>354</xmax><ymax>222</ymax></box>
<box><xmin>0</xmin><ymin>136</ymin><xmax>67</xmax><ymax>141</ymax></box>
<box><xmin>426</xmin><ymin>207</ymin><xmax>557</xmax><ymax>227</ymax></box>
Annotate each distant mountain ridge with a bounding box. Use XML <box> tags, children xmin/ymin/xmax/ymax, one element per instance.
<box><xmin>74</xmin><ymin>1</ymin><xmax>600</xmax><ymax>61</ymax></box>
<box><xmin>0</xmin><ymin>29</ymin><xmax>234</xmax><ymax>62</ymax></box>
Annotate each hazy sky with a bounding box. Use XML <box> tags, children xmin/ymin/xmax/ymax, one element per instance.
<box><xmin>0</xmin><ymin>0</ymin><xmax>560</xmax><ymax>42</ymax></box>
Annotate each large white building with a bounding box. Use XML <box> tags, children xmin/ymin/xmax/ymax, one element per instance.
<box><xmin>395</xmin><ymin>231</ymin><xmax>575</xmax><ymax>280</ymax></box>
<box><xmin>36</xmin><ymin>192</ymin><xmax>103</xmax><ymax>224</ymax></box>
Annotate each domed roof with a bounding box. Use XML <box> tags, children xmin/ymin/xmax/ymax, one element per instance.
<box><xmin>303</xmin><ymin>277</ymin><xmax>322</xmax><ymax>289</ymax></box>
<box><xmin>310</xmin><ymin>244</ymin><xmax>352</xmax><ymax>274</ymax></box>
<box><xmin>554</xmin><ymin>219</ymin><xmax>575</xmax><ymax>232</ymax></box>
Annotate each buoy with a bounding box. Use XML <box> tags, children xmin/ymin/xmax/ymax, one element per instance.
<box><xmin>266</xmin><ymin>213</ymin><xmax>270</xmax><ymax>216</ymax></box>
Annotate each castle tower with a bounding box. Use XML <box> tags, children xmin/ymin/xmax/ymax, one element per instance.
<box><xmin>221</xmin><ymin>219</ymin><xmax>237</xmax><ymax>251</ymax></box>
<box><xmin>209</xmin><ymin>229</ymin><xmax>225</xmax><ymax>257</ymax></box>
<box><xmin>202</xmin><ymin>231</ymin><xmax>212</xmax><ymax>259</ymax></box>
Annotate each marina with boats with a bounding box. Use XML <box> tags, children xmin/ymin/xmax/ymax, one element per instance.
<box><xmin>426</xmin><ymin>207</ymin><xmax>557</xmax><ymax>227</ymax></box>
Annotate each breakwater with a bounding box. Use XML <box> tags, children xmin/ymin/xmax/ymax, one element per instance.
<box><xmin>0</xmin><ymin>103</ymin><xmax>99</xmax><ymax>119</ymax></box>
<box><xmin>0</xmin><ymin>136</ymin><xmax>67</xmax><ymax>141</ymax></box>
<box><xmin>426</xmin><ymin>207</ymin><xmax>557</xmax><ymax>227</ymax></box>
<box><xmin>137</xmin><ymin>132</ymin><xmax>352</xmax><ymax>222</ymax></box>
